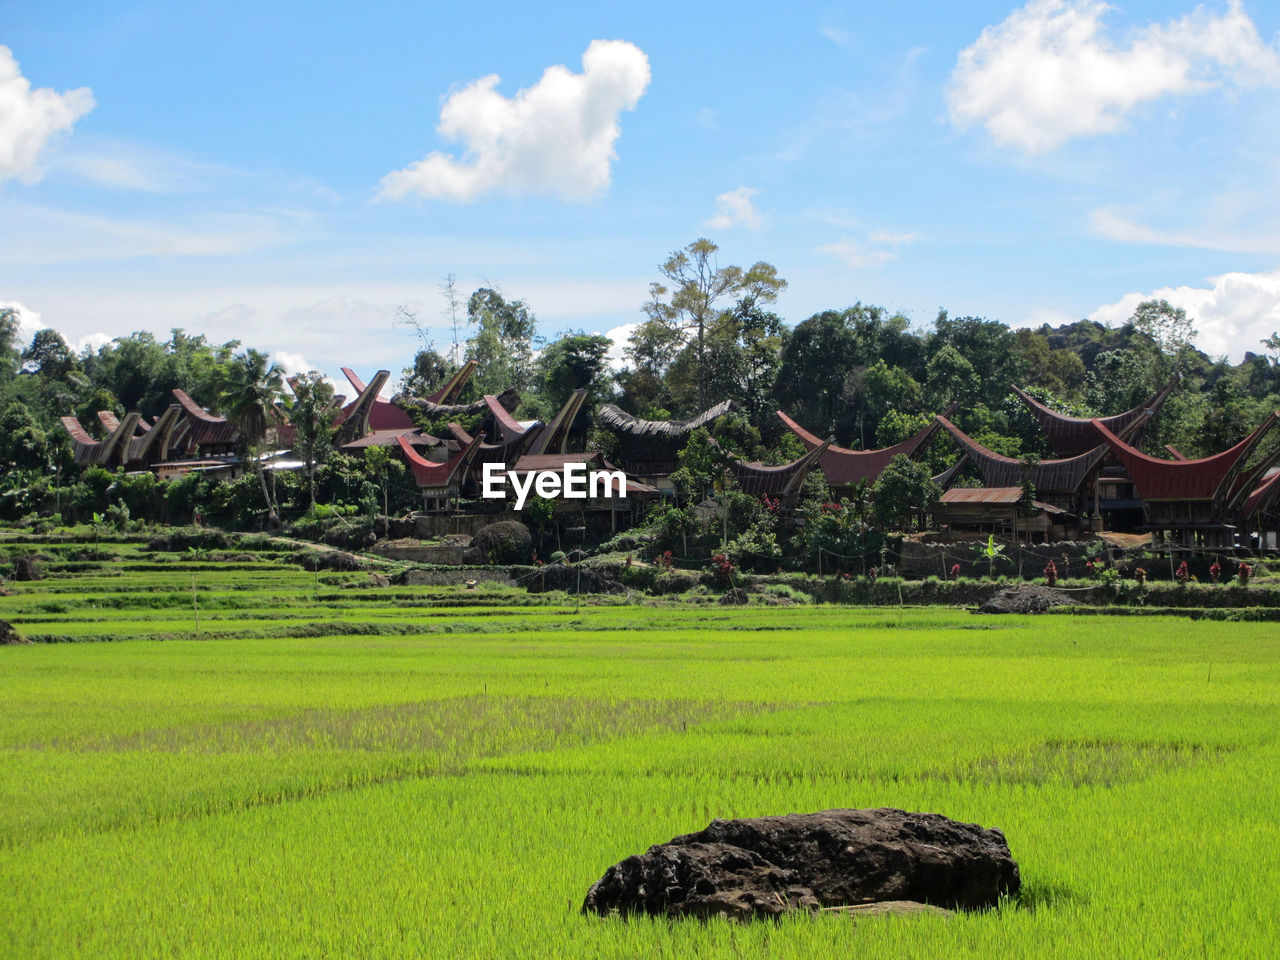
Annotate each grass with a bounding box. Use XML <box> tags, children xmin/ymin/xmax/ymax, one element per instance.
<box><xmin>1</xmin><ymin>538</ymin><xmax>1278</xmax><ymax>958</ymax></box>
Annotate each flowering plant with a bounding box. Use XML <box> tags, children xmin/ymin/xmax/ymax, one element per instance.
<box><xmin>1175</xmin><ymin>560</ymin><xmax>1189</xmax><ymax>584</ymax></box>
<box><xmin>1209</xmin><ymin>561</ymin><xmax>1221</xmax><ymax>584</ymax></box>
<box><xmin>1044</xmin><ymin>559</ymin><xmax>1058</xmax><ymax>587</ymax></box>
<box><xmin>1238</xmin><ymin>561</ymin><xmax>1252</xmax><ymax>586</ymax></box>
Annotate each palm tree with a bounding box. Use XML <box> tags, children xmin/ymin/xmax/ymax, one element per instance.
<box><xmin>220</xmin><ymin>349</ymin><xmax>285</xmax><ymax>525</ymax></box>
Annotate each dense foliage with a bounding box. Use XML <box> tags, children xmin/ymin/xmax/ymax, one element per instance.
<box><xmin>4</xmin><ymin>236</ymin><xmax>1280</xmax><ymax>532</ymax></box>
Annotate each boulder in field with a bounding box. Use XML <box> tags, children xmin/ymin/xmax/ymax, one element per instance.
<box><xmin>0</xmin><ymin>620</ymin><xmax>28</xmax><ymax>645</ymax></box>
<box><xmin>465</xmin><ymin>521</ymin><xmax>532</xmax><ymax>565</ymax></box>
<box><xmin>12</xmin><ymin>557</ymin><xmax>42</xmax><ymax>581</ymax></box>
<box><xmin>583</xmin><ymin>808</ymin><xmax>1018</xmax><ymax>920</ymax></box>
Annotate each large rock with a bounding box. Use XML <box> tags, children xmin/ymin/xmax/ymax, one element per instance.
<box><xmin>12</xmin><ymin>557</ymin><xmax>42</xmax><ymax>581</ymax></box>
<box><xmin>0</xmin><ymin>620</ymin><xmax>28</xmax><ymax>645</ymax></box>
<box><xmin>583</xmin><ymin>808</ymin><xmax>1019</xmax><ymax>920</ymax></box>
<box><xmin>465</xmin><ymin>521</ymin><xmax>533</xmax><ymax>565</ymax></box>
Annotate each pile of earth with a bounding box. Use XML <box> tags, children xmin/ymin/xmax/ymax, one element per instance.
<box><xmin>977</xmin><ymin>584</ymin><xmax>1079</xmax><ymax>614</ymax></box>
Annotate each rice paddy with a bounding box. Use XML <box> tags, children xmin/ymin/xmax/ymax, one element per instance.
<box><xmin>1</xmin><ymin>535</ymin><xmax>1278</xmax><ymax>958</ymax></box>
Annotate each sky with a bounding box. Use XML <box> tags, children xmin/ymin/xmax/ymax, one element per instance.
<box><xmin>5</xmin><ymin>0</ymin><xmax>1280</xmax><ymax>391</ymax></box>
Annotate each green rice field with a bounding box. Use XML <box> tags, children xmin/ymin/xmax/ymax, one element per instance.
<box><xmin>1</xmin><ymin>538</ymin><xmax>1278</xmax><ymax>958</ymax></box>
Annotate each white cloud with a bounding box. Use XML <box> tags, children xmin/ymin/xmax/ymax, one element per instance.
<box><xmin>602</xmin><ymin>321</ymin><xmax>639</xmax><ymax>370</ymax></box>
<box><xmin>1090</xmin><ymin>268</ymin><xmax>1280</xmax><ymax>360</ymax></box>
<box><xmin>821</xmin><ymin>26</ymin><xmax>854</xmax><ymax>49</ymax></box>
<box><xmin>274</xmin><ymin>350</ymin><xmax>345</xmax><ymax>396</ymax></box>
<box><xmin>948</xmin><ymin>0</ymin><xmax>1280</xmax><ymax>153</ymax></box>
<box><xmin>379</xmin><ymin>39</ymin><xmax>650</xmax><ymax>203</ymax></box>
<box><xmin>54</xmin><ymin>139</ymin><xmax>228</xmax><ymax>193</ymax></box>
<box><xmin>0</xmin><ymin>200</ymin><xmax>313</xmax><ymax>264</ymax></box>
<box><xmin>817</xmin><ymin>230</ymin><xmax>920</xmax><ymax>269</ymax></box>
<box><xmin>704</xmin><ymin>186</ymin><xmax>763</xmax><ymax>231</ymax></box>
<box><xmin>1090</xmin><ymin>207</ymin><xmax>1280</xmax><ymax>254</ymax></box>
<box><xmin>3</xmin><ymin>298</ymin><xmax>112</xmax><ymax>356</ymax></box>
<box><xmin>1</xmin><ymin>298</ymin><xmax>45</xmax><ymax>344</ymax></box>
<box><xmin>0</xmin><ymin>46</ymin><xmax>94</xmax><ymax>183</ymax></box>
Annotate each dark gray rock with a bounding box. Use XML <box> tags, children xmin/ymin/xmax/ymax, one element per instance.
<box><xmin>12</xmin><ymin>556</ymin><xmax>42</xmax><ymax>581</ymax></box>
<box><xmin>583</xmin><ymin>808</ymin><xmax>1019</xmax><ymax>920</ymax></box>
<box><xmin>465</xmin><ymin>521</ymin><xmax>532</xmax><ymax>565</ymax></box>
<box><xmin>0</xmin><ymin>620</ymin><xmax>28</xmax><ymax>645</ymax></box>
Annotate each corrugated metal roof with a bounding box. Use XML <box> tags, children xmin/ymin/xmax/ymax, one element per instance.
<box><xmin>939</xmin><ymin>486</ymin><xmax>1022</xmax><ymax>504</ymax></box>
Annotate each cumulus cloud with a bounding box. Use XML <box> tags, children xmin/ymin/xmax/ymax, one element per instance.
<box><xmin>274</xmin><ymin>350</ymin><xmax>345</xmax><ymax>396</ymax></box>
<box><xmin>0</xmin><ymin>45</ymin><xmax>95</xmax><ymax>183</ymax></box>
<box><xmin>2</xmin><ymin>298</ymin><xmax>110</xmax><ymax>355</ymax></box>
<box><xmin>1</xmin><ymin>298</ymin><xmax>45</xmax><ymax>344</ymax></box>
<box><xmin>379</xmin><ymin>40</ymin><xmax>650</xmax><ymax>203</ymax></box>
<box><xmin>1090</xmin><ymin>269</ymin><xmax>1280</xmax><ymax>360</ymax></box>
<box><xmin>948</xmin><ymin>0</ymin><xmax>1280</xmax><ymax>153</ymax></box>
<box><xmin>817</xmin><ymin>230</ymin><xmax>921</xmax><ymax>269</ymax></box>
<box><xmin>705</xmin><ymin>186</ymin><xmax>763</xmax><ymax>231</ymax></box>
<box><xmin>602</xmin><ymin>321</ymin><xmax>639</xmax><ymax>370</ymax></box>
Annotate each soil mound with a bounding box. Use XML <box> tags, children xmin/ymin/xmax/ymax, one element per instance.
<box><xmin>977</xmin><ymin>584</ymin><xmax>1079</xmax><ymax>614</ymax></box>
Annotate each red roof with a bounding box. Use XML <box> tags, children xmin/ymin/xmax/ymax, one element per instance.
<box><xmin>397</xmin><ymin>433</ymin><xmax>482</xmax><ymax>489</ymax></box>
<box><xmin>935</xmin><ymin>416</ymin><xmax>1107</xmax><ymax>495</ymax></box>
<box><xmin>725</xmin><ymin>438</ymin><xmax>832</xmax><ymax>499</ymax></box>
<box><xmin>339</xmin><ymin>369</ymin><xmax>416</xmax><ymax>432</ymax></box>
<box><xmin>1012</xmin><ymin>381</ymin><xmax>1176</xmax><ymax>458</ymax></box>
<box><xmin>776</xmin><ymin>406</ymin><xmax>953</xmax><ymax>487</ymax></box>
<box><xmin>172</xmin><ymin>389</ymin><xmax>239</xmax><ymax>446</ymax></box>
<box><xmin>1093</xmin><ymin>414</ymin><xmax>1277</xmax><ymax>502</ymax></box>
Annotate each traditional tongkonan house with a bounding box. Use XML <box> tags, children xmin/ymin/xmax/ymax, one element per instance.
<box><xmin>1092</xmin><ymin>413</ymin><xmax>1280</xmax><ymax>546</ymax></box>
<box><xmin>776</xmin><ymin>404</ymin><xmax>956</xmax><ymax>499</ymax></box>
<box><xmin>596</xmin><ymin>400</ymin><xmax>740</xmax><ymax>491</ymax></box>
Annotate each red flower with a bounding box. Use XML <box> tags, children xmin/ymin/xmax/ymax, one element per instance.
<box><xmin>1238</xmin><ymin>561</ymin><xmax>1253</xmax><ymax>586</ymax></box>
<box><xmin>950</xmin><ymin>563</ymin><xmax>960</xmax><ymax>579</ymax></box>
<box><xmin>1044</xmin><ymin>559</ymin><xmax>1058</xmax><ymax>587</ymax></box>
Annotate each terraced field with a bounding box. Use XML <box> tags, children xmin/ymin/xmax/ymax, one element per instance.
<box><xmin>1</xmin><ymin>534</ymin><xmax>1278</xmax><ymax>958</ymax></box>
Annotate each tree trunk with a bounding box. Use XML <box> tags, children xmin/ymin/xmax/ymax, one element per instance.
<box><xmin>256</xmin><ymin>462</ymin><xmax>277</xmax><ymax>526</ymax></box>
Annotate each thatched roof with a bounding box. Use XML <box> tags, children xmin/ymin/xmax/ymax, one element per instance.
<box><xmin>597</xmin><ymin>400</ymin><xmax>739</xmax><ymax>441</ymax></box>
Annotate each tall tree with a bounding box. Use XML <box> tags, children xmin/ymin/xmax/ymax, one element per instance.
<box><xmin>642</xmin><ymin>238</ymin><xmax>786</xmax><ymax>405</ymax></box>
<box><xmin>466</xmin><ymin>288</ymin><xmax>538</xmax><ymax>395</ymax></box>
<box><xmin>284</xmin><ymin>371</ymin><xmax>339</xmax><ymax>512</ymax></box>
<box><xmin>535</xmin><ymin>331</ymin><xmax>614</xmax><ymax>415</ymax></box>
<box><xmin>21</xmin><ymin>329</ymin><xmax>77</xmax><ymax>381</ymax></box>
<box><xmin>220</xmin><ymin>349</ymin><xmax>285</xmax><ymax>524</ymax></box>
<box><xmin>773</xmin><ymin>310</ymin><xmax>859</xmax><ymax>438</ymax></box>
<box><xmin>0</xmin><ymin>307</ymin><xmax>20</xmax><ymax>384</ymax></box>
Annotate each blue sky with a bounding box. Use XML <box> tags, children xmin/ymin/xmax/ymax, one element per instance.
<box><xmin>4</xmin><ymin>0</ymin><xmax>1280</xmax><ymax>387</ymax></box>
